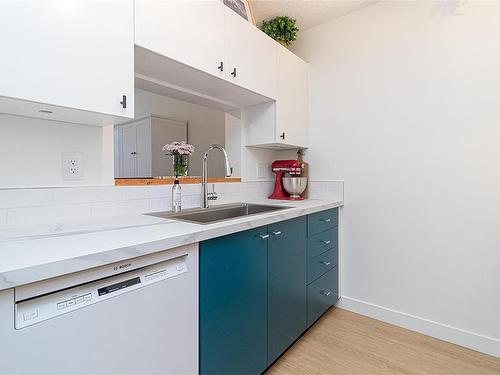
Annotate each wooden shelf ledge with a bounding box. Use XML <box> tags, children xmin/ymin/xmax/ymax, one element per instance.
<box><xmin>115</xmin><ymin>177</ymin><xmax>242</xmax><ymax>186</ymax></box>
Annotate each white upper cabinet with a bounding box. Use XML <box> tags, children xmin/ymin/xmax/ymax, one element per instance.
<box><xmin>224</xmin><ymin>8</ymin><xmax>277</xmax><ymax>99</ymax></box>
<box><xmin>135</xmin><ymin>0</ymin><xmax>225</xmax><ymax>79</ymax></box>
<box><xmin>275</xmin><ymin>45</ymin><xmax>309</xmax><ymax>147</ymax></box>
<box><xmin>0</xmin><ymin>0</ymin><xmax>135</xmax><ymax>125</ymax></box>
<box><xmin>243</xmin><ymin>45</ymin><xmax>309</xmax><ymax>149</ymax></box>
<box><xmin>134</xmin><ymin>1</ymin><xmax>276</xmax><ymax>101</ymax></box>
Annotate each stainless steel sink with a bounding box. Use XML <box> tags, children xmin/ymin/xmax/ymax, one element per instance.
<box><xmin>146</xmin><ymin>203</ymin><xmax>292</xmax><ymax>224</ymax></box>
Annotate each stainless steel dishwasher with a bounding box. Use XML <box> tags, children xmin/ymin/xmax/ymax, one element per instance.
<box><xmin>0</xmin><ymin>243</ymin><xmax>199</xmax><ymax>375</ymax></box>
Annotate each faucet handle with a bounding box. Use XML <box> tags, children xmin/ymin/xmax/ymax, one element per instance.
<box><xmin>208</xmin><ymin>184</ymin><xmax>218</xmax><ymax>201</ymax></box>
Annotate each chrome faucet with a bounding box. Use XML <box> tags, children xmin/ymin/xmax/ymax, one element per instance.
<box><xmin>202</xmin><ymin>144</ymin><xmax>232</xmax><ymax>208</ymax></box>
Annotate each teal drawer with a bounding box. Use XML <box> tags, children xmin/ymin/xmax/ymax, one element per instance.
<box><xmin>307</xmin><ymin>266</ymin><xmax>338</xmax><ymax>327</ymax></box>
<box><xmin>307</xmin><ymin>208</ymin><xmax>338</xmax><ymax>237</ymax></box>
<box><xmin>307</xmin><ymin>247</ymin><xmax>338</xmax><ymax>284</ymax></box>
<box><xmin>307</xmin><ymin>228</ymin><xmax>338</xmax><ymax>260</ymax></box>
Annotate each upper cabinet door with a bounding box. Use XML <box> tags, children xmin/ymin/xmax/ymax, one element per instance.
<box><xmin>224</xmin><ymin>8</ymin><xmax>277</xmax><ymax>99</ymax></box>
<box><xmin>275</xmin><ymin>45</ymin><xmax>309</xmax><ymax>147</ymax></box>
<box><xmin>0</xmin><ymin>0</ymin><xmax>134</xmax><ymax>120</ymax></box>
<box><xmin>135</xmin><ymin>0</ymin><xmax>225</xmax><ymax>79</ymax></box>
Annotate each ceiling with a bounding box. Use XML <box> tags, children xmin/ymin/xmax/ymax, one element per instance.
<box><xmin>250</xmin><ymin>0</ymin><xmax>377</xmax><ymax>30</ymax></box>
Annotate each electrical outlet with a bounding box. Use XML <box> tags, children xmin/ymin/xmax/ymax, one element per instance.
<box><xmin>256</xmin><ymin>165</ymin><xmax>267</xmax><ymax>179</ymax></box>
<box><xmin>62</xmin><ymin>152</ymin><xmax>83</xmax><ymax>180</ymax></box>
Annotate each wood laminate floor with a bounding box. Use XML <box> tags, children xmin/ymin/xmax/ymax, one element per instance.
<box><xmin>266</xmin><ymin>308</ymin><xmax>500</xmax><ymax>375</ymax></box>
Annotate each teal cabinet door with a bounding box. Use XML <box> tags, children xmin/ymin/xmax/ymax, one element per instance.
<box><xmin>307</xmin><ymin>266</ymin><xmax>339</xmax><ymax>327</ymax></box>
<box><xmin>267</xmin><ymin>217</ymin><xmax>307</xmax><ymax>364</ymax></box>
<box><xmin>200</xmin><ymin>227</ymin><xmax>268</xmax><ymax>375</ymax></box>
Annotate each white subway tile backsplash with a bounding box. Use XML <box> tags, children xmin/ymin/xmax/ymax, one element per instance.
<box><xmin>121</xmin><ymin>186</ymin><xmax>153</xmax><ymax>201</ymax></box>
<box><xmin>0</xmin><ymin>210</ymin><xmax>7</xmax><ymax>228</ymax></box>
<box><xmin>0</xmin><ymin>189</ymin><xmax>53</xmax><ymax>209</ymax></box>
<box><xmin>0</xmin><ymin>181</ymin><xmax>337</xmax><ymax>229</ymax></box>
<box><xmin>149</xmin><ymin>198</ymin><xmax>171</xmax><ymax>213</ymax></box>
<box><xmin>7</xmin><ymin>204</ymin><xmax>92</xmax><ymax>227</ymax></box>
<box><xmin>181</xmin><ymin>194</ymin><xmax>201</xmax><ymax>209</ymax></box>
<box><xmin>52</xmin><ymin>186</ymin><xmax>126</xmax><ymax>205</ymax></box>
<box><xmin>148</xmin><ymin>185</ymin><xmax>171</xmax><ymax>199</ymax></box>
<box><xmin>91</xmin><ymin>199</ymin><xmax>151</xmax><ymax>218</ymax></box>
<box><xmin>308</xmin><ymin>181</ymin><xmax>344</xmax><ymax>201</ymax></box>
<box><xmin>180</xmin><ymin>184</ymin><xmax>201</xmax><ymax>196</ymax></box>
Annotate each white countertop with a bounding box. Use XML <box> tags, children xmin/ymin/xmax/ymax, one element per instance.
<box><xmin>0</xmin><ymin>199</ymin><xmax>343</xmax><ymax>291</ymax></box>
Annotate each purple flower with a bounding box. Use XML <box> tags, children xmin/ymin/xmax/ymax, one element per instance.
<box><xmin>163</xmin><ymin>141</ymin><xmax>195</xmax><ymax>155</ymax></box>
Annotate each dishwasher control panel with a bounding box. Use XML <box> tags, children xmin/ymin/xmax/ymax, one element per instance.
<box><xmin>15</xmin><ymin>255</ymin><xmax>188</xmax><ymax>329</ymax></box>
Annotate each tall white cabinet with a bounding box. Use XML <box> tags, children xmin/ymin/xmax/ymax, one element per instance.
<box><xmin>0</xmin><ymin>0</ymin><xmax>135</xmax><ymax>125</ymax></box>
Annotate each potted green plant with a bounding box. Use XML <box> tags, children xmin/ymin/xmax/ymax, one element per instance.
<box><xmin>260</xmin><ymin>16</ymin><xmax>299</xmax><ymax>46</ymax></box>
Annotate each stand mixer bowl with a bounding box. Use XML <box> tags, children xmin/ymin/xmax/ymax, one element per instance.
<box><xmin>282</xmin><ymin>177</ymin><xmax>308</xmax><ymax>199</ymax></box>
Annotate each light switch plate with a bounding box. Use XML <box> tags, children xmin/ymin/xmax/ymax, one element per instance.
<box><xmin>62</xmin><ymin>152</ymin><xmax>83</xmax><ymax>180</ymax></box>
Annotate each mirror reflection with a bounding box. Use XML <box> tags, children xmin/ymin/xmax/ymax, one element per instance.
<box><xmin>114</xmin><ymin>89</ymin><xmax>227</xmax><ymax>178</ymax></box>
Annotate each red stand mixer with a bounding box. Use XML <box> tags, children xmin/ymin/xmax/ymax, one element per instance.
<box><xmin>269</xmin><ymin>160</ymin><xmax>305</xmax><ymax>200</ymax></box>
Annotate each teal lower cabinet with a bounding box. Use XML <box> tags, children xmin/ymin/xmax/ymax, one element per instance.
<box><xmin>267</xmin><ymin>217</ymin><xmax>307</xmax><ymax>364</ymax></box>
<box><xmin>200</xmin><ymin>226</ymin><xmax>268</xmax><ymax>375</ymax></box>
<box><xmin>200</xmin><ymin>209</ymin><xmax>339</xmax><ymax>375</ymax></box>
<box><xmin>307</xmin><ymin>266</ymin><xmax>339</xmax><ymax>327</ymax></box>
<box><xmin>306</xmin><ymin>208</ymin><xmax>339</xmax><ymax>327</ymax></box>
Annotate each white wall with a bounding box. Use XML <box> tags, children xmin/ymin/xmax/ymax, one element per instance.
<box><xmin>134</xmin><ymin>89</ymin><xmax>226</xmax><ymax>177</ymax></box>
<box><xmin>293</xmin><ymin>0</ymin><xmax>500</xmax><ymax>356</ymax></box>
<box><xmin>0</xmin><ymin>113</ymin><xmax>106</xmax><ymax>188</ymax></box>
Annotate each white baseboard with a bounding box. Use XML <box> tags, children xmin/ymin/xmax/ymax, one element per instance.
<box><xmin>337</xmin><ymin>296</ymin><xmax>500</xmax><ymax>358</ymax></box>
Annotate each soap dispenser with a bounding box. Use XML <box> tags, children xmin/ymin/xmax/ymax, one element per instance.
<box><xmin>172</xmin><ymin>177</ymin><xmax>182</xmax><ymax>212</ymax></box>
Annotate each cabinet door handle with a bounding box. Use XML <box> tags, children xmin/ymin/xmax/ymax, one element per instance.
<box><xmin>321</xmin><ymin>218</ymin><xmax>331</xmax><ymax>223</ymax></box>
<box><xmin>271</xmin><ymin>231</ymin><xmax>282</xmax><ymax>236</ymax></box>
<box><xmin>258</xmin><ymin>234</ymin><xmax>270</xmax><ymax>239</ymax></box>
<box><xmin>322</xmin><ymin>240</ymin><xmax>331</xmax><ymax>245</ymax></box>
<box><xmin>120</xmin><ymin>95</ymin><xmax>127</xmax><ymax>109</ymax></box>
<box><xmin>218</xmin><ymin>61</ymin><xmax>224</xmax><ymax>72</ymax></box>
<box><xmin>279</xmin><ymin>132</ymin><xmax>285</xmax><ymax>140</ymax></box>
<box><xmin>230</xmin><ymin>68</ymin><xmax>237</xmax><ymax>77</ymax></box>
<box><xmin>321</xmin><ymin>261</ymin><xmax>331</xmax><ymax>266</ymax></box>
<box><xmin>321</xmin><ymin>290</ymin><xmax>332</xmax><ymax>297</ymax></box>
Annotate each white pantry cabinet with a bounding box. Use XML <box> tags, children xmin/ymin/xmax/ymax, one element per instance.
<box><xmin>0</xmin><ymin>0</ymin><xmax>134</xmax><ymax>126</ymax></box>
<box><xmin>135</xmin><ymin>0</ymin><xmax>225</xmax><ymax>79</ymax></box>
<box><xmin>224</xmin><ymin>8</ymin><xmax>277</xmax><ymax>99</ymax></box>
<box><xmin>244</xmin><ymin>45</ymin><xmax>309</xmax><ymax>149</ymax></box>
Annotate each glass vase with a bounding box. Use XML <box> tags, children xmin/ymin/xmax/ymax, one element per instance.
<box><xmin>172</xmin><ymin>154</ymin><xmax>189</xmax><ymax>177</ymax></box>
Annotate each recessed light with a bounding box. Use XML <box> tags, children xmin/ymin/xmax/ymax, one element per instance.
<box><xmin>38</xmin><ymin>109</ymin><xmax>53</xmax><ymax>114</ymax></box>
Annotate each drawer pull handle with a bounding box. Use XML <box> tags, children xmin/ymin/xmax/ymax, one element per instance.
<box><xmin>258</xmin><ymin>234</ymin><xmax>270</xmax><ymax>240</ymax></box>
<box><xmin>272</xmin><ymin>231</ymin><xmax>282</xmax><ymax>236</ymax></box>
<box><xmin>322</xmin><ymin>261</ymin><xmax>331</xmax><ymax>266</ymax></box>
<box><xmin>321</xmin><ymin>218</ymin><xmax>331</xmax><ymax>223</ymax></box>
<box><xmin>321</xmin><ymin>290</ymin><xmax>332</xmax><ymax>297</ymax></box>
<box><xmin>323</xmin><ymin>240</ymin><xmax>331</xmax><ymax>245</ymax></box>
